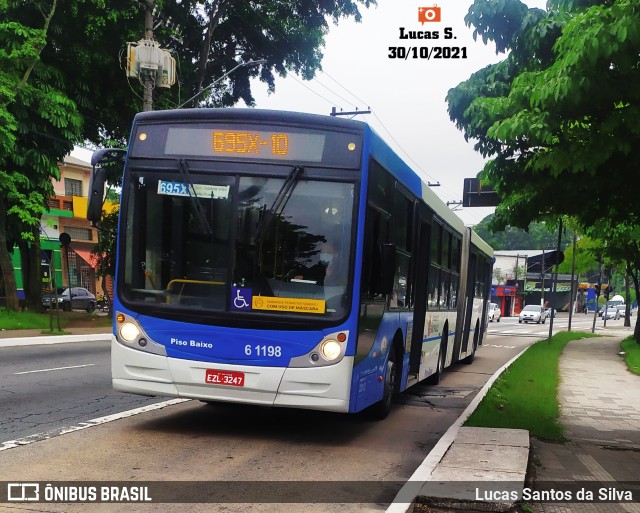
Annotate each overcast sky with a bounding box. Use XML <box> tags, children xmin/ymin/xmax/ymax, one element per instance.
<box><xmin>73</xmin><ymin>0</ymin><xmax>546</xmax><ymax>226</ymax></box>
<box><xmin>245</xmin><ymin>0</ymin><xmax>547</xmax><ymax>226</ymax></box>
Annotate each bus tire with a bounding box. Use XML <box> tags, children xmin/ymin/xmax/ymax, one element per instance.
<box><xmin>366</xmin><ymin>347</ymin><xmax>398</xmax><ymax>420</ymax></box>
<box><xmin>462</xmin><ymin>321</ymin><xmax>479</xmax><ymax>365</ymax></box>
<box><xmin>426</xmin><ymin>333</ymin><xmax>447</xmax><ymax>385</ymax></box>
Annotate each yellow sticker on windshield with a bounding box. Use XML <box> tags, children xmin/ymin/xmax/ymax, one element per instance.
<box><xmin>252</xmin><ymin>296</ymin><xmax>326</xmax><ymax>314</ymax></box>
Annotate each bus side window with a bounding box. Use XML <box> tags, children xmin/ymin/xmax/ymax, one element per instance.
<box><xmin>428</xmin><ymin>222</ymin><xmax>443</xmax><ymax>309</ymax></box>
<box><xmin>362</xmin><ymin>206</ymin><xmax>390</xmax><ymax>299</ymax></box>
<box><xmin>391</xmin><ymin>188</ymin><xmax>414</xmax><ymax>309</ymax></box>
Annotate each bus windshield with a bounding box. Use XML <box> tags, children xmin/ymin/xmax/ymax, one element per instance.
<box><xmin>120</xmin><ymin>167</ymin><xmax>355</xmax><ymax>321</ymax></box>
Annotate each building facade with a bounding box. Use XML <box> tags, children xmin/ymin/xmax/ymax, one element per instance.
<box><xmin>11</xmin><ymin>155</ymin><xmax>114</xmax><ymax>303</ymax></box>
<box><xmin>491</xmin><ymin>249</ymin><xmax>579</xmax><ymax>316</ymax></box>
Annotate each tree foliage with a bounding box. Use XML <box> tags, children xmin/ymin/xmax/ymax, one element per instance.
<box><xmin>0</xmin><ymin>0</ymin><xmax>374</xmax><ymax>309</ymax></box>
<box><xmin>473</xmin><ymin>214</ymin><xmax>572</xmax><ymax>251</ymax></box>
<box><xmin>0</xmin><ymin>0</ymin><xmax>83</xmax><ymax>310</ymax></box>
<box><xmin>14</xmin><ymin>0</ymin><xmax>376</xmax><ymax>144</ymax></box>
<box><xmin>449</xmin><ymin>0</ymin><xmax>640</xmax><ymax>340</ymax></box>
<box><xmin>448</xmin><ymin>0</ymin><xmax>640</xmax><ymax>231</ymax></box>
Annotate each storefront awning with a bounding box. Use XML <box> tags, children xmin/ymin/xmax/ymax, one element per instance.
<box><xmin>73</xmin><ymin>248</ymin><xmax>97</xmax><ymax>269</ymax></box>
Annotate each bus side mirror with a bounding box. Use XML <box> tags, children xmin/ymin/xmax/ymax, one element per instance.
<box><xmin>379</xmin><ymin>243</ymin><xmax>396</xmax><ymax>295</ymax></box>
<box><xmin>87</xmin><ymin>166</ymin><xmax>106</xmax><ymax>225</ymax></box>
<box><xmin>87</xmin><ymin>148</ymin><xmax>126</xmax><ymax>225</ymax></box>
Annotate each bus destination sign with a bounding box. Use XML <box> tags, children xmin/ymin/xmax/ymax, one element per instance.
<box><xmin>163</xmin><ymin>127</ymin><xmax>326</xmax><ymax>162</ymax></box>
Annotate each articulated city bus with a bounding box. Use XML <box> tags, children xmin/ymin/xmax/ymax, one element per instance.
<box><xmin>88</xmin><ymin>108</ymin><xmax>493</xmax><ymax>418</ymax></box>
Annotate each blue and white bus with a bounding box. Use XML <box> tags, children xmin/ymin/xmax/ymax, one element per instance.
<box><xmin>88</xmin><ymin>109</ymin><xmax>493</xmax><ymax>418</ymax></box>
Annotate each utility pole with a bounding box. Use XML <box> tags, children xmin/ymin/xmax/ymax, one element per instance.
<box><xmin>142</xmin><ymin>0</ymin><xmax>155</xmax><ymax>112</ymax></box>
<box><xmin>567</xmin><ymin>231</ymin><xmax>577</xmax><ymax>332</ymax></box>
<box><xmin>541</xmin><ymin>250</ymin><xmax>545</xmax><ymax>308</ymax></box>
<box><xmin>591</xmin><ymin>260</ymin><xmax>602</xmax><ymax>334</ymax></box>
<box><xmin>548</xmin><ymin>219</ymin><xmax>562</xmax><ymax>340</ymax></box>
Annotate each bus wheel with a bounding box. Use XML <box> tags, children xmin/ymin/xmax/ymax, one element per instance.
<box><xmin>366</xmin><ymin>350</ymin><xmax>397</xmax><ymax>420</ymax></box>
<box><xmin>426</xmin><ymin>336</ymin><xmax>446</xmax><ymax>385</ymax></box>
<box><xmin>462</xmin><ymin>322</ymin><xmax>479</xmax><ymax>365</ymax></box>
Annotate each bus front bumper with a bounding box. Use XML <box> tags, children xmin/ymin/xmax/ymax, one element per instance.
<box><xmin>111</xmin><ymin>337</ymin><xmax>352</xmax><ymax>413</ymax></box>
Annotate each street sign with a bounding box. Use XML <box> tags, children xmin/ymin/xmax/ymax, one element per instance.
<box><xmin>462</xmin><ymin>178</ymin><xmax>500</xmax><ymax>207</ymax></box>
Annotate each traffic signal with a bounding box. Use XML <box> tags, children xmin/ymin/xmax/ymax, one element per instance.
<box><xmin>594</xmin><ymin>281</ymin><xmax>601</xmax><ymax>297</ymax></box>
<box><xmin>603</xmin><ymin>286</ymin><xmax>612</xmax><ymax>300</ymax></box>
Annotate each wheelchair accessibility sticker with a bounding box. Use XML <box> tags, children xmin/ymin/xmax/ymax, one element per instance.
<box><xmin>231</xmin><ymin>288</ymin><xmax>252</xmax><ymax>310</ymax></box>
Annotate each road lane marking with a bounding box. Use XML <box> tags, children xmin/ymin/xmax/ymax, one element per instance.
<box><xmin>0</xmin><ymin>399</ymin><xmax>189</xmax><ymax>452</ymax></box>
<box><xmin>14</xmin><ymin>364</ymin><xmax>96</xmax><ymax>375</ymax></box>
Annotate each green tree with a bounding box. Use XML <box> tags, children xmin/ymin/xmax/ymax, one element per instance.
<box><xmin>25</xmin><ymin>0</ymin><xmax>376</xmax><ymax>143</ymax></box>
<box><xmin>473</xmin><ymin>214</ymin><xmax>572</xmax><ymax>250</ymax></box>
<box><xmin>584</xmin><ymin>219</ymin><xmax>640</xmax><ymax>335</ymax></box>
<box><xmin>448</xmin><ymin>0</ymin><xmax>640</xmax><ymax>339</ymax></box>
<box><xmin>1</xmin><ymin>0</ymin><xmax>374</xmax><ymax>309</ymax></box>
<box><xmin>556</xmin><ymin>234</ymin><xmax>599</xmax><ymax>276</ymax></box>
<box><xmin>0</xmin><ymin>0</ymin><xmax>82</xmax><ymax>311</ymax></box>
<box><xmin>92</xmin><ymin>209</ymin><xmax>118</xmax><ymax>313</ymax></box>
<box><xmin>447</xmin><ymin>0</ymin><xmax>640</xmax><ymax>231</ymax></box>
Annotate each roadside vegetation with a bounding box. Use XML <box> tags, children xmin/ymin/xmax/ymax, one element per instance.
<box><xmin>465</xmin><ymin>332</ymin><xmax>599</xmax><ymax>441</ymax></box>
<box><xmin>621</xmin><ymin>337</ymin><xmax>640</xmax><ymax>376</ymax></box>
<box><xmin>0</xmin><ymin>308</ymin><xmax>112</xmax><ymax>333</ymax></box>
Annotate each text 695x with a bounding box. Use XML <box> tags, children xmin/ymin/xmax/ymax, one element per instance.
<box><xmin>388</xmin><ymin>46</ymin><xmax>467</xmax><ymax>59</ymax></box>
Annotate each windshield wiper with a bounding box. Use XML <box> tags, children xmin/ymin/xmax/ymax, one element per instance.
<box><xmin>177</xmin><ymin>159</ymin><xmax>213</xmax><ymax>235</ymax></box>
<box><xmin>253</xmin><ymin>166</ymin><xmax>304</xmax><ymax>244</ymax></box>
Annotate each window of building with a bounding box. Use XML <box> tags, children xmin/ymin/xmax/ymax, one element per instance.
<box><xmin>64</xmin><ymin>226</ymin><xmax>92</xmax><ymax>241</ymax></box>
<box><xmin>65</xmin><ymin>178</ymin><xmax>82</xmax><ymax>197</ymax></box>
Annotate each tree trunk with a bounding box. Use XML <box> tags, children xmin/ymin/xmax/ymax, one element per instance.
<box><xmin>0</xmin><ymin>197</ymin><xmax>19</xmax><ymax>311</ymax></box>
<box><xmin>195</xmin><ymin>0</ymin><xmax>233</xmax><ymax>95</ymax></box>
<box><xmin>18</xmin><ymin>225</ymin><xmax>42</xmax><ymax>311</ymax></box>
<box><xmin>624</xmin><ymin>274</ymin><xmax>631</xmax><ymax>327</ymax></box>
<box><xmin>631</xmin><ymin>270</ymin><xmax>640</xmax><ymax>343</ymax></box>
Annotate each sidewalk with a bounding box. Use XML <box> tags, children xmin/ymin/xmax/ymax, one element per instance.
<box><xmin>404</xmin><ymin>334</ymin><xmax>640</xmax><ymax>513</ymax></box>
<box><xmin>0</xmin><ymin>325</ymin><xmax>112</xmax><ymax>347</ymax></box>
<box><xmin>532</xmin><ymin>336</ymin><xmax>640</xmax><ymax>513</ymax></box>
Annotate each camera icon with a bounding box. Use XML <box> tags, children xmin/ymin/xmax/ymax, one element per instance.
<box><xmin>418</xmin><ymin>6</ymin><xmax>442</xmax><ymax>23</ymax></box>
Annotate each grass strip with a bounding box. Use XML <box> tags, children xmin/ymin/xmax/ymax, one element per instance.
<box><xmin>465</xmin><ymin>331</ymin><xmax>599</xmax><ymax>441</ymax></box>
<box><xmin>620</xmin><ymin>337</ymin><xmax>640</xmax><ymax>376</ymax></box>
<box><xmin>0</xmin><ymin>309</ymin><xmax>112</xmax><ymax>330</ymax></box>
<box><xmin>0</xmin><ymin>309</ymin><xmax>68</xmax><ymax>330</ymax></box>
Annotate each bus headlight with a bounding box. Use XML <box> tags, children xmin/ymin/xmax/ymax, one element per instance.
<box><xmin>120</xmin><ymin>322</ymin><xmax>140</xmax><ymax>342</ymax></box>
<box><xmin>288</xmin><ymin>330</ymin><xmax>349</xmax><ymax>368</ymax></box>
<box><xmin>321</xmin><ymin>339</ymin><xmax>341</xmax><ymax>361</ymax></box>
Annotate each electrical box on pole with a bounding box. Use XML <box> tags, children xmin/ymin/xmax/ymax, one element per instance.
<box><xmin>126</xmin><ymin>40</ymin><xmax>176</xmax><ymax>88</ymax></box>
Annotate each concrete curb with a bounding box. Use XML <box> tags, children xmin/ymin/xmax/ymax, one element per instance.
<box><xmin>0</xmin><ymin>333</ymin><xmax>112</xmax><ymax>348</ymax></box>
<box><xmin>385</xmin><ymin>345</ymin><xmax>532</xmax><ymax>513</ymax></box>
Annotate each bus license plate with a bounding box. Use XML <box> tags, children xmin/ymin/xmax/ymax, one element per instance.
<box><xmin>205</xmin><ymin>369</ymin><xmax>245</xmax><ymax>387</ymax></box>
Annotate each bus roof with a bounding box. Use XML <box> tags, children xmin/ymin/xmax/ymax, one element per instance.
<box><xmin>133</xmin><ymin>108</ymin><xmax>366</xmax><ymax>133</ymax></box>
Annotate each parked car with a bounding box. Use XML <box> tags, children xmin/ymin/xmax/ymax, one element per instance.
<box><xmin>602</xmin><ymin>307</ymin><xmax>621</xmax><ymax>320</ymax></box>
<box><xmin>519</xmin><ymin>305</ymin><xmax>546</xmax><ymax>324</ymax></box>
<box><xmin>42</xmin><ymin>287</ymin><xmax>96</xmax><ymax>313</ymax></box>
<box><xmin>598</xmin><ymin>300</ymin><xmax>627</xmax><ymax>318</ymax></box>
<box><xmin>488</xmin><ymin>302</ymin><xmax>501</xmax><ymax>322</ymax></box>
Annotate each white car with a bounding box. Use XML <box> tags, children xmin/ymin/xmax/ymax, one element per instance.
<box><xmin>599</xmin><ymin>300</ymin><xmax>629</xmax><ymax>318</ymax></box>
<box><xmin>602</xmin><ymin>308</ymin><xmax>621</xmax><ymax>320</ymax></box>
<box><xmin>519</xmin><ymin>305</ymin><xmax>546</xmax><ymax>324</ymax></box>
<box><xmin>488</xmin><ymin>303</ymin><xmax>501</xmax><ymax>322</ymax></box>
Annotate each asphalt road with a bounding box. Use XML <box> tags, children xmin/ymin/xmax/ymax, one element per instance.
<box><xmin>0</xmin><ymin>341</ymin><xmax>165</xmax><ymax>444</ymax></box>
<box><xmin>0</xmin><ymin>332</ymin><xmax>535</xmax><ymax>512</ymax></box>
